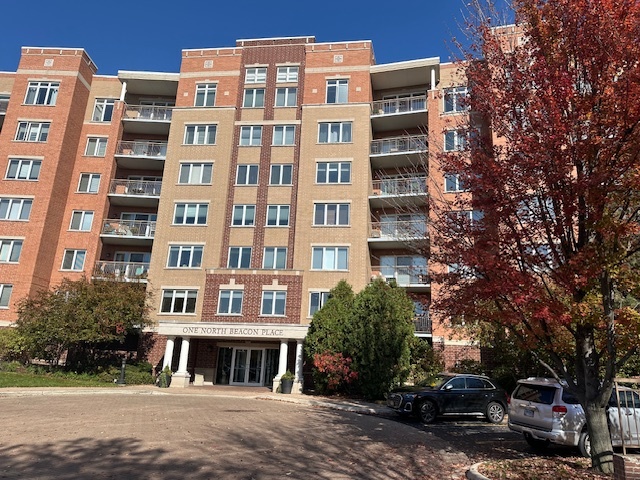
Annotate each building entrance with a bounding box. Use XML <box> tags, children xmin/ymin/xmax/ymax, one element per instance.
<box><xmin>216</xmin><ymin>347</ymin><xmax>279</xmax><ymax>387</ymax></box>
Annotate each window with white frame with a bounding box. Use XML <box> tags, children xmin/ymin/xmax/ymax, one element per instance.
<box><xmin>269</xmin><ymin>164</ymin><xmax>292</xmax><ymax>185</ymax></box>
<box><xmin>443</xmin><ymin>86</ymin><xmax>468</xmax><ymax>113</ymax></box>
<box><xmin>444</xmin><ymin>173</ymin><xmax>467</xmax><ymax>192</ymax></box>
<box><xmin>451</xmin><ymin>209</ymin><xmax>484</xmax><ymax>225</ymax></box>
<box><xmin>0</xmin><ymin>198</ymin><xmax>32</xmax><ymax>221</ymax></box>
<box><xmin>277</xmin><ymin>66</ymin><xmax>298</xmax><ymax>83</ymax></box>
<box><xmin>243</xmin><ymin>88</ymin><xmax>265</xmax><ymax>108</ymax></box>
<box><xmin>218</xmin><ymin>289</ymin><xmax>243</xmax><ymax>314</ymax></box>
<box><xmin>245</xmin><ymin>67</ymin><xmax>267</xmax><ymax>83</ymax></box>
<box><xmin>78</xmin><ymin>173</ymin><xmax>100</xmax><ymax>193</ymax></box>
<box><xmin>179</xmin><ymin>163</ymin><xmax>213</xmax><ymax>184</ymax></box>
<box><xmin>266</xmin><ymin>205</ymin><xmax>290</xmax><ymax>226</ymax></box>
<box><xmin>61</xmin><ymin>249</ymin><xmax>86</xmax><ymax>271</ymax></box>
<box><xmin>69</xmin><ymin>211</ymin><xmax>94</xmax><ymax>231</ymax></box>
<box><xmin>232</xmin><ymin>205</ymin><xmax>256</xmax><ymax>226</ymax></box>
<box><xmin>273</xmin><ymin>125</ymin><xmax>295</xmax><ymax>145</ymax></box>
<box><xmin>313</xmin><ymin>203</ymin><xmax>350</xmax><ymax>226</ymax></box>
<box><xmin>309</xmin><ymin>291</ymin><xmax>330</xmax><ymax>316</ymax></box>
<box><xmin>167</xmin><ymin>245</ymin><xmax>202</xmax><ymax>268</ymax></box>
<box><xmin>263</xmin><ymin>247</ymin><xmax>287</xmax><ymax>269</ymax></box>
<box><xmin>195</xmin><ymin>83</ymin><xmax>217</xmax><ymax>107</ymax></box>
<box><xmin>311</xmin><ymin>246</ymin><xmax>348</xmax><ymax>270</ymax></box>
<box><xmin>316</xmin><ymin>161</ymin><xmax>351</xmax><ymax>184</ymax></box>
<box><xmin>0</xmin><ymin>284</ymin><xmax>12</xmax><ymax>308</ymax></box>
<box><xmin>0</xmin><ymin>239</ymin><xmax>22</xmax><ymax>263</ymax></box>
<box><xmin>92</xmin><ymin>98</ymin><xmax>115</xmax><ymax>122</ymax></box>
<box><xmin>15</xmin><ymin>122</ymin><xmax>50</xmax><ymax>142</ymax></box>
<box><xmin>173</xmin><ymin>203</ymin><xmax>208</xmax><ymax>225</ymax></box>
<box><xmin>318</xmin><ymin>122</ymin><xmax>352</xmax><ymax>143</ymax></box>
<box><xmin>25</xmin><ymin>81</ymin><xmax>59</xmax><ymax>105</ymax></box>
<box><xmin>261</xmin><ymin>291</ymin><xmax>286</xmax><ymax>316</ymax></box>
<box><xmin>240</xmin><ymin>126</ymin><xmax>262</xmax><ymax>146</ymax></box>
<box><xmin>161</xmin><ymin>289</ymin><xmax>197</xmax><ymax>314</ymax></box>
<box><xmin>184</xmin><ymin>124</ymin><xmax>217</xmax><ymax>145</ymax></box>
<box><xmin>236</xmin><ymin>164</ymin><xmax>259</xmax><ymax>185</ymax></box>
<box><xmin>444</xmin><ymin>130</ymin><xmax>468</xmax><ymax>151</ymax></box>
<box><xmin>85</xmin><ymin>137</ymin><xmax>107</xmax><ymax>156</ymax></box>
<box><xmin>326</xmin><ymin>79</ymin><xmax>348</xmax><ymax>104</ymax></box>
<box><xmin>228</xmin><ymin>247</ymin><xmax>252</xmax><ymax>269</ymax></box>
<box><xmin>275</xmin><ymin>87</ymin><xmax>297</xmax><ymax>107</ymax></box>
<box><xmin>6</xmin><ymin>158</ymin><xmax>41</xmax><ymax>181</ymax></box>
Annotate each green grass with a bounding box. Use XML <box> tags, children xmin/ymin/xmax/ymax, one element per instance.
<box><xmin>0</xmin><ymin>371</ymin><xmax>116</xmax><ymax>388</ymax></box>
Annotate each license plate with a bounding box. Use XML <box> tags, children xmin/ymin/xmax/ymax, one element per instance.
<box><xmin>524</xmin><ymin>408</ymin><xmax>534</xmax><ymax>418</ymax></box>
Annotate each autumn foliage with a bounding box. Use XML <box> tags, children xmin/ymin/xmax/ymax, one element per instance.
<box><xmin>312</xmin><ymin>352</ymin><xmax>358</xmax><ymax>393</ymax></box>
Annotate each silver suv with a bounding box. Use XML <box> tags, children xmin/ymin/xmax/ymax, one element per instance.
<box><xmin>508</xmin><ymin>377</ymin><xmax>640</xmax><ymax>456</ymax></box>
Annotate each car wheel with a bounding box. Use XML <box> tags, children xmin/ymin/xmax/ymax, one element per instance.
<box><xmin>486</xmin><ymin>401</ymin><xmax>505</xmax><ymax>424</ymax></box>
<box><xmin>418</xmin><ymin>400</ymin><xmax>438</xmax><ymax>424</ymax></box>
<box><xmin>524</xmin><ymin>433</ymin><xmax>549</xmax><ymax>451</ymax></box>
<box><xmin>578</xmin><ymin>430</ymin><xmax>591</xmax><ymax>458</ymax></box>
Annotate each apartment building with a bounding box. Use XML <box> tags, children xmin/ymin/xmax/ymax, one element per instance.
<box><xmin>0</xmin><ymin>37</ymin><xmax>478</xmax><ymax>392</ymax></box>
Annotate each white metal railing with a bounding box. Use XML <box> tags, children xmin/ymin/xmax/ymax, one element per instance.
<box><xmin>115</xmin><ymin>141</ymin><xmax>167</xmax><ymax>158</ymax></box>
<box><xmin>109</xmin><ymin>179</ymin><xmax>162</xmax><ymax>196</ymax></box>
<box><xmin>0</xmin><ymin>99</ymin><xmax>8</xmax><ymax>114</ymax></box>
<box><xmin>377</xmin><ymin>266</ymin><xmax>430</xmax><ymax>286</ymax></box>
<box><xmin>414</xmin><ymin>313</ymin><xmax>432</xmax><ymax>333</ymax></box>
<box><xmin>101</xmin><ymin>219</ymin><xmax>156</xmax><ymax>238</ymax></box>
<box><xmin>372</xmin><ymin>176</ymin><xmax>427</xmax><ymax>196</ymax></box>
<box><xmin>123</xmin><ymin>104</ymin><xmax>173</xmax><ymax>122</ymax></box>
<box><xmin>370</xmin><ymin>135</ymin><xmax>428</xmax><ymax>155</ymax></box>
<box><xmin>371</xmin><ymin>95</ymin><xmax>427</xmax><ymax>116</ymax></box>
<box><xmin>370</xmin><ymin>220</ymin><xmax>428</xmax><ymax>239</ymax></box>
<box><xmin>94</xmin><ymin>261</ymin><xmax>150</xmax><ymax>281</ymax></box>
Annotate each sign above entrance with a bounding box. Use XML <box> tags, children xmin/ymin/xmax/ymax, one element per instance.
<box><xmin>158</xmin><ymin>321</ymin><xmax>309</xmax><ymax>340</ymax></box>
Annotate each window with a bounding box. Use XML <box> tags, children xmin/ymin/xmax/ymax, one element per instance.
<box><xmin>243</xmin><ymin>88</ymin><xmax>265</xmax><ymax>108</ymax></box>
<box><xmin>236</xmin><ymin>164</ymin><xmax>259</xmax><ymax>185</ymax></box>
<box><xmin>92</xmin><ymin>98</ymin><xmax>115</xmax><ymax>122</ymax></box>
<box><xmin>173</xmin><ymin>203</ymin><xmax>208</xmax><ymax>225</ymax></box>
<box><xmin>0</xmin><ymin>198</ymin><xmax>32</xmax><ymax>221</ymax></box>
<box><xmin>195</xmin><ymin>83</ymin><xmax>217</xmax><ymax>107</ymax></box>
<box><xmin>78</xmin><ymin>173</ymin><xmax>100</xmax><ymax>193</ymax></box>
<box><xmin>179</xmin><ymin>163</ymin><xmax>213</xmax><ymax>184</ymax></box>
<box><xmin>263</xmin><ymin>247</ymin><xmax>287</xmax><ymax>269</ymax></box>
<box><xmin>314</xmin><ymin>203</ymin><xmax>350</xmax><ymax>226</ymax></box>
<box><xmin>0</xmin><ymin>240</ymin><xmax>22</xmax><ymax>263</ymax></box>
<box><xmin>240</xmin><ymin>126</ymin><xmax>262</xmax><ymax>146</ymax></box>
<box><xmin>275</xmin><ymin>87</ymin><xmax>297</xmax><ymax>107</ymax></box>
<box><xmin>232</xmin><ymin>205</ymin><xmax>256</xmax><ymax>226</ymax></box>
<box><xmin>444</xmin><ymin>86</ymin><xmax>468</xmax><ymax>113</ymax></box>
<box><xmin>167</xmin><ymin>245</ymin><xmax>203</xmax><ymax>268</ymax></box>
<box><xmin>273</xmin><ymin>125</ymin><xmax>295</xmax><ymax>146</ymax></box>
<box><xmin>0</xmin><ymin>284</ymin><xmax>12</xmax><ymax>308</ymax></box>
<box><xmin>316</xmin><ymin>161</ymin><xmax>351</xmax><ymax>184</ymax></box>
<box><xmin>444</xmin><ymin>173</ymin><xmax>467</xmax><ymax>192</ymax></box>
<box><xmin>261</xmin><ymin>291</ymin><xmax>286</xmax><ymax>316</ymax></box>
<box><xmin>15</xmin><ymin>122</ymin><xmax>49</xmax><ymax>142</ymax></box>
<box><xmin>269</xmin><ymin>164</ymin><xmax>292</xmax><ymax>185</ymax></box>
<box><xmin>444</xmin><ymin>130</ymin><xmax>467</xmax><ymax>151</ymax></box>
<box><xmin>161</xmin><ymin>289</ymin><xmax>197</xmax><ymax>314</ymax></box>
<box><xmin>266</xmin><ymin>205</ymin><xmax>290</xmax><ymax>226</ymax></box>
<box><xmin>326</xmin><ymin>79</ymin><xmax>348</xmax><ymax>104</ymax></box>
<box><xmin>6</xmin><ymin>159</ymin><xmax>41</xmax><ymax>180</ymax></box>
<box><xmin>228</xmin><ymin>247</ymin><xmax>252</xmax><ymax>269</ymax></box>
<box><xmin>318</xmin><ymin>122</ymin><xmax>352</xmax><ymax>143</ymax></box>
<box><xmin>69</xmin><ymin>211</ymin><xmax>94</xmax><ymax>231</ymax></box>
<box><xmin>85</xmin><ymin>137</ymin><xmax>107</xmax><ymax>156</ymax></box>
<box><xmin>245</xmin><ymin>67</ymin><xmax>267</xmax><ymax>83</ymax></box>
<box><xmin>184</xmin><ymin>124</ymin><xmax>217</xmax><ymax>145</ymax></box>
<box><xmin>218</xmin><ymin>290</ymin><xmax>243</xmax><ymax>314</ymax></box>
<box><xmin>25</xmin><ymin>81</ymin><xmax>59</xmax><ymax>105</ymax></box>
<box><xmin>61</xmin><ymin>249</ymin><xmax>86</xmax><ymax>271</ymax></box>
<box><xmin>309</xmin><ymin>291</ymin><xmax>330</xmax><ymax>316</ymax></box>
<box><xmin>311</xmin><ymin>246</ymin><xmax>348</xmax><ymax>270</ymax></box>
<box><xmin>277</xmin><ymin>66</ymin><xmax>298</xmax><ymax>83</ymax></box>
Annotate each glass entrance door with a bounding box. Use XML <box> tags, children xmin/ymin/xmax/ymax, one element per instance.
<box><xmin>231</xmin><ymin>348</ymin><xmax>264</xmax><ymax>385</ymax></box>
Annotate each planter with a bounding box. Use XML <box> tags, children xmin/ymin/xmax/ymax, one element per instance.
<box><xmin>281</xmin><ymin>378</ymin><xmax>294</xmax><ymax>394</ymax></box>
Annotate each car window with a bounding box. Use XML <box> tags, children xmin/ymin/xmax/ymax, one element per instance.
<box><xmin>561</xmin><ymin>390</ymin><xmax>580</xmax><ymax>404</ymax></box>
<box><xmin>617</xmin><ymin>390</ymin><xmax>640</xmax><ymax>408</ymax></box>
<box><xmin>446</xmin><ymin>377</ymin><xmax>466</xmax><ymax>389</ymax></box>
<box><xmin>513</xmin><ymin>384</ymin><xmax>557</xmax><ymax>404</ymax></box>
<box><xmin>466</xmin><ymin>378</ymin><xmax>485</xmax><ymax>389</ymax></box>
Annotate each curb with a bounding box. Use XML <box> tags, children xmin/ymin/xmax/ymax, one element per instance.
<box><xmin>466</xmin><ymin>462</ymin><xmax>491</xmax><ymax>480</ymax></box>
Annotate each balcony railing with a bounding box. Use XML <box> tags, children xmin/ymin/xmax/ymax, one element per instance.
<box><xmin>101</xmin><ymin>219</ymin><xmax>156</xmax><ymax>238</ymax></box>
<box><xmin>371</xmin><ymin>95</ymin><xmax>427</xmax><ymax>116</ymax></box>
<box><xmin>379</xmin><ymin>266</ymin><xmax>430</xmax><ymax>286</ymax></box>
<box><xmin>109</xmin><ymin>179</ymin><xmax>162</xmax><ymax>196</ymax></box>
<box><xmin>414</xmin><ymin>314</ymin><xmax>432</xmax><ymax>333</ymax></box>
<box><xmin>115</xmin><ymin>141</ymin><xmax>167</xmax><ymax>158</ymax></box>
<box><xmin>372</xmin><ymin>176</ymin><xmax>427</xmax><ymax>196</ymax></box>
<box><xmin>94</xmin><ymin>261</ymin><xmax>150</xmax><ymax>281</ymax></box>
<box><xmin>370</xmin><ymin>135</ymin><xmax>428</xmax><ymax>155</ymax></box>
<box><xmin>370</xmin><ymin>220</ymin><xmax>428</xmax><ymax>240</ymax></box>
<box><xmin>0</xmin><ymin>99</ymin><xmax>8</xmax><ymax>114</ymax></box>
<box><xmin>123</xmin><ymin>104</ymin><xmax>173</xmax><ymax>122</ymax></box>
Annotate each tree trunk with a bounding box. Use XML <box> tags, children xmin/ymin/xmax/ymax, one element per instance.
<box><xmin>583</xmin><ymin>401</ymin><xmax>614</xmax><ymax>474</ymax></box>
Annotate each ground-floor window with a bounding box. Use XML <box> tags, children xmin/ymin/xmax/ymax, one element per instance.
<box><xmin>216</xmin><ymin>347</ymin><xmax>279</xmax><ymax>387</ymax></box>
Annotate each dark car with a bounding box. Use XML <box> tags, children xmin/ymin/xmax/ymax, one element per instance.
<box><xmin>387</xmin><ymin>373</ymin><xmax>509</xmax><ymax>424</ymax></box>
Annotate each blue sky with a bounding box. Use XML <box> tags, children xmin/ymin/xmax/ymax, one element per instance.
<box><xmin>0</xmin><ymin>0</ymin><xmax>493</xmax><ymax>75</ymax></box>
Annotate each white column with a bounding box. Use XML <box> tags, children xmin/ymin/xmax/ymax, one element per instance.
<box><xmin>162</xmin><ymin>336</ymin><xmax>175</xmax><ymax>370</ymax></box>
<box><xmin>119</xmin><ymin>81</ymin><xmax>127</xmax><ymax>102</ymax></box>
<box><xmin>430</xmin><ymin>68</ymin><xmax>436</xmax><ymax>90</ymax></box>
<box><xmin>277</xmin><ymin>339</ymin><xmax>289</xmax><ymax>377</ymax></box>
<box><xmin>294</xmin><ymin>340</ymin><xmax>303</xmax><ymax>381</ymax></box>
<box><xmin>170</xmin><ymin>336</ymin><xmax>191</xmax><ymax>388</ymax></box>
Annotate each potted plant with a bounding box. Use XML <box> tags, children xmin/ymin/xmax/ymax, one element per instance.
<box><xmin>157</xmin><ymin>366</ymin><xmax>172</xmax><ymax>388</ymax></box>
<box><xmin>280</xmin><ymin>370</ymin><xmax>295</xmax><ymax>394</ymax></box>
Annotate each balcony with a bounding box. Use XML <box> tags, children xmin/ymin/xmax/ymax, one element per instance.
<box><xmin>374</xmin><ymin>266</ymin><xmax>430</xmax><ymax>291</ymax></box>
<box><xmin>100</xmin><ymin>219</ymin><xmax>155</xmax><ymax>246</ymax></box>
<box><xmin>115</xmin><ymin>141</ymin><xmax>167</xmax><ymax>171</ymax></box>
<box><xmin>93</xmin><ymin>261</ymin><xmax>150</xmax><ymax>283</ymax></box>
<box><xmin>108</xmin><ymin>179</ymin><xmax>162</xmax><ymax>207</ymax></box>
<box><xmin>370</xmin><ymin>135</ymin><xmax>428</xmax><ymax>169</ymax></box>
<box><xmin>370</xmin><ymin>176</ymin><xmax>427</xmax><ymax>208</ymax></box>
<box><xmin>414</xmin><ymin>313</ymin><xmax>432</xmax><ymax>336</ymax></box>
<box><xmin>371</xmin><ymin>96</ymin><xmax>428</xmax><ymax>133</ymax></box>
<box><xmin>369</xmin><ymin>220</ymin><xmax>428</xmax><ymax>249</ymax></box>
<box><xmin>122</xmin><ymin>104</ymin><xmax>173</xmax><ymax>135</ymax></box>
